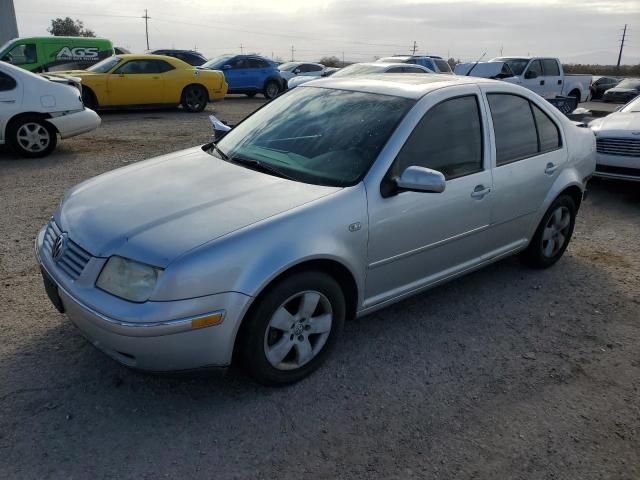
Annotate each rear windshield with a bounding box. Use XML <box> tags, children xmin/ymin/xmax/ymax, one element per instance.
<box><xmin>434</xmin><ymin>59</ymin><xmax>452</xmax><ymax>73</ymax></box>
<box><xmin>617</xmin><ymin>79</ymin><xmax>640</xmax><ymax>89</ymax></box>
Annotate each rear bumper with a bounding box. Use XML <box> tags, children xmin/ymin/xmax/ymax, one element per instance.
<box><xmin>47</xmin><ymin>108</ymin><xmax>101</xmax><ymax>139</ymax></box>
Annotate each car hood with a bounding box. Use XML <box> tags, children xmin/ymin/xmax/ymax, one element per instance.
<box><xmin>596</xmin><ymin>112</ymin><xmax>640</xmax><ymax>135</ymax></box>
<box><xmin>59</xmin><ymin>147</ymin><xmax>340</xmax><ymax>267</ymax></box>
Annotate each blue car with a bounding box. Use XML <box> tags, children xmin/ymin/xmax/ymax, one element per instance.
<box><xmin>201</xmin><ymin>54</ymin><xmax>285</xmax><ymax>99</ymax></box>
<box><xmin>377</xmin><ymin>55</ymin><xmax>453</xmax><ymax>74</ymax></box>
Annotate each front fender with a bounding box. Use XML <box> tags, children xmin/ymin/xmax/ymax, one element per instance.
<box><xmin>151</xmin><ymin>185</ymin><xmax>369</xmax><ymax>306</ymax></box>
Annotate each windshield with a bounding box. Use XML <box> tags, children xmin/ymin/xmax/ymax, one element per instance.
<box><xmin>621</xmin><ymin>96</ymin><xmax>640</xmax><ymax>112</ymax></box>
<box><xmin>212</xmin><ymin>87</ymin><xmax>415</xmax><ymax>187</ymax></box>
<box><xmin>278</xmin><ymin>62</ymin><xmax>300</xmax><ymax>71</ymax></box>
<box><xmin>617</xmin><ymin>78</ymin><xmax>640</xmax><ymax>89</ymax></box>
<box><xmin>201</xmin><ymin>54</ymin><xmax>234</xmax><ymax>69</ymax></box>
<box><xmin>494</xmin><ymin>58</ymin><xmax>529</xmax><ymax>76</ymax></box>
<box><xmin>87</xmin><ymin>56</ymin><xmax>120</xmax><ymax>73</ymax></box>
<box><xmin>332</xmin><ymin>64</ymin><xmax>384</xmax><ymax>77</ymax></box>
<box><xmin>0</xmin><ymin>39</ymin><xmax>16</xmax><ymax>55</ymax></box>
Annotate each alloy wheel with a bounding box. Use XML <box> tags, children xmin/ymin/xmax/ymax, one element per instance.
<box><xmin>186</xmin><ymin>88</ymin><xmax>206</xmax><ymax>110</ymax></box>
<box><xmin>542</xmin><ymin>206</ymin><xmax>571</xmax><ymax>258</ymax></box>
<box><xmin>17</xmin><ymin>123</ymin><xmax>50</xmax><ymax>153</ymax></box>
<box><xmin>263</xmin><ymin>291</ymin><xmax>333</xmax><ymax>370</ymax></box>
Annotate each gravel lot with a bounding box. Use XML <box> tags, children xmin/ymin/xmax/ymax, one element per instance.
<box><xmin>1</xmin><ymin>97</ymin><xmax>639</xmax><ymax>479</ymax></box>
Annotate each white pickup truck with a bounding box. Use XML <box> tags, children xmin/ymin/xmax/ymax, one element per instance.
<box><xmin>454</xmin><ymin>57</ymin><xmax>591</xmax><ymax>103</ymax></box>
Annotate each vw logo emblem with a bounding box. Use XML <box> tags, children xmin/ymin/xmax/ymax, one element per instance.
<box><xmin>51</xmin><ymin>233</ymin><xmax>68</xmax><ymax>262</ymax></box>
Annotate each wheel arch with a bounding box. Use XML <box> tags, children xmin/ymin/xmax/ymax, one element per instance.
<box><xmin>6</xmin><ymin>112</ymin><xmax>58</xmax><ymax>135</ymax></box>
<box><xmin>181</xmin><ymin>83</ymin><xmax>210</xmax><ymax>101</ymax></box>
<box><xmin>231</xmin><ymin>257</ymin><xmax>359</xmax><ymax>361</ymax></box>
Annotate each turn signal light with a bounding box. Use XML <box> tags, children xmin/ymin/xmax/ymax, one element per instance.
<box><xmin>191</xmin><ymin>312</ymin><xmax>224</xmax><ymax>329</ymax></box>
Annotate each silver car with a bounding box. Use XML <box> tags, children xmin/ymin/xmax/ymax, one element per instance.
<box><xmin>36</xmin><ymin>75</ymin><xmax>596</xmax><ymax>385</ymax></box>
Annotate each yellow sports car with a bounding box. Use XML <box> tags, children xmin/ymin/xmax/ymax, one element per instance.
<box><xmin>54</xmin><ymin>54</ymin><xmax>227</xmax><ymax>112</ymax></box>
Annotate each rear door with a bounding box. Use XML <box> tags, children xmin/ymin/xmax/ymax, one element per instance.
<box><xmin>0</xmin><ymin>68</ymin><xmax>22</xmax><ymax>143</ymax></box>
<box><xmin>521</xmin><ymin>59</ymin><xmax>545</xmax><ymax>97</ymax></box>
<box><xmin>541</xmin><ymin>59</ymin><xmax>563</xmax><ymax>98</ymax></box>
<box><xmin>481</xmin><ymin>87</ymin><xmax>566</xmax><ymax>247</ymax></box>
<box><xmin>246</xmin><ymin>58</ymin><xmax>269</xmax><ymax>88</ymax></box>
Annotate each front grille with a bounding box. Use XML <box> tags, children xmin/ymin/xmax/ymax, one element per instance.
<box><xmin>596</xmin><ymin>138</ymin><xmax>640</xmax><ymax>157</ymax></box>
<box><xmin>43</xmin><ymin>219</ymin><xmax>92</xmax><ymax>280</ymax></box>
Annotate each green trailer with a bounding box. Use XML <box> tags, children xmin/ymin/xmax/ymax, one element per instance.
<box><xmin>0</xmin><ymin>36</ymin><xmax>114</xmax><ymax>72</ymax></box>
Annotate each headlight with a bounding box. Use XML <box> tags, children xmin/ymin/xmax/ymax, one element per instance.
<box><xmin>96</xmin><ymin>256</ymin><xmax>161</xmax><ymax>302</ymax></box>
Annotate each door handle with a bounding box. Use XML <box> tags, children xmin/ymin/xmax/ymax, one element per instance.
<box><xmin>558</xmin><ymin>79</ymin><xmax>562</xmax><ymax>85</ymax></box>
<box><xmin>471</xmin><ymin>185</ymin><xmax>491</xmax><ymax>199</ymax></box>
<box><xmin>545</xmin><ymin>162</ymin><xmax>559</xmax><ymax>175</ymax></box>
<box><xmin>540</xmin><ymin>80</ymin><xmax>545</xmax><ymax>85</ymax></box>
<box><xmin>0</xmin><ymin>99</ymin><xmax>16</xmax><ymax>103</ymax></box>
<box><xmin>152</xmin><ymin>76</ymin><xmax>160</xmax><ymax>79</ymax></box>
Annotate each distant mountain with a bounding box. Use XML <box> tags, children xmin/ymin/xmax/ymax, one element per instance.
<box><xmin>562</xmin><ymin>50</ymin><xmax>639</xmax><ymax>65</ymax></box>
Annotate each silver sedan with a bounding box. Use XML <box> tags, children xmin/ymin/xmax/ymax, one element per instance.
<box><xmin>36</xmin><ymin>74</ymin><xmax>596</xmax><ymax>385</ymax></box>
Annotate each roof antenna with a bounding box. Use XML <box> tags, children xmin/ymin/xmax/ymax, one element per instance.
<box><xmin>466</xmin><ymin>52</ymin><xmax>486</xmax><ymax>76</ymax></box>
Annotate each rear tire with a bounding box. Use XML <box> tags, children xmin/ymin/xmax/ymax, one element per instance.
<box><xmin>7</xmin><ymin>116</ymin><xmax>58</xmax><ymax>158</ymax></box>
<box><xmin>569</xmin><ymin>90</ymin><xmax>581</xmax><ymax>106</ymax></box>
<box><xmin>246</xmin><ymin>92</ymin><xmax>257</xmax><ymax>98</ymax></box>
<box><xmin>181</xmin><ymin>85</ymin><xmax>208</xmax><ymax>112</ymax></box>
<box><xmin>263</xmin><ymin>80</ymin><xmax>280</xmax><ymax>99</ymax></box>
<box><xmin>521</xmin><ymin>194</ymin><xmax>576</xmax><ymax>269</ymax></box>
<box><xmin>238</xmin><ymin>271</ymin><xmax>345</xmax><ymax>386</ymax></box>
<box><xmin>81</xmin><ymin>88</ymin><xmax>98</xmax><ymax>110</ymax></box>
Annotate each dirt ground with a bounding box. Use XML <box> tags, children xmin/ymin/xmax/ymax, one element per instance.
<box><xmin>1</xmin><ymin>97</ymin><xmax>639</xmax><ymax>479</ymax></box>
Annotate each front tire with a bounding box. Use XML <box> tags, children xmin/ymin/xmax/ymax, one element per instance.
<box><xmin>521</xmin><ymin>194</ymin><xmax>576</xmax><ymax>269</ymax></box>
<box><xmin>7</xmin><ymin>116</ymin><xmax>58</xmax><ymax>158</ymax></box>
<box><xmin>181</xmin><ymin>85</ymin><xmax>208</xmax><ymax>112</ymax></box>
<box><xmin>263</xmin><ymin>80</ymin><xmax>280</xmax><ymax>99</ymax></box>
<box><xmin>238</xmin><ymin>271</ymin><xmax>346</xmax><ymax>386</ymax></box>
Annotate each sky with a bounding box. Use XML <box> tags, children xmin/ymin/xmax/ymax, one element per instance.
<box><xmin>11</xmin><ymin>0</ymin><xmax>640</xmax><ymax>64</ymax></box>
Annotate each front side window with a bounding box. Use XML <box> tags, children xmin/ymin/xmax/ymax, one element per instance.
<box><xmin>393</xmin><ymin>95</ymin><xmax>484</xmax><ymax>180</ymax></box>
<box><xmin>3</xmin><ymin>43</ymin><xmax>37</xmax><ymax>65</ymax></box>
<box><xmin>0</xmin><ymin>71</ymin><xmax>17</xmax><ymax>91</ymax></box>
<box><xmin>541</xmin><ymin>59</ymin><xmax>560</xmax><ymax>76</ymax></box>
<box><xmin>212</xmin><ymin>87</ymin><xmax>415</xmax><ymax>187</ymax></box>
<box><xmin>115</xmin><ymin>60</ymin><xmax>161</xmax><ymax>74</ymax></box>
<box><xmin>488</xmin><ymin>93</ymin><xmax>562</xmax><ymax>165</ymax></box>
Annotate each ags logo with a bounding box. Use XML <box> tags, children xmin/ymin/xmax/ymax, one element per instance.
<box><xmin>56</xmin><ymin>47</ymin><xmax>99</xmax><ymax>60</ymax></box>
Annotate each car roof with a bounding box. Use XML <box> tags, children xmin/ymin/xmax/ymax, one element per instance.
<box><xmin>112</xmin><ymin>53</ymin><xmax>191</xmax><ymax>66</ymax></box>
<box><xmin>301</xmin><ymin>73</ymin><xmax>496</xmax><ymax>99</ymax></box>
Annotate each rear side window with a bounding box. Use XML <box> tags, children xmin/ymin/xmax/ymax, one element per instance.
<box><xmin>488</xmin><ymin>93</ymin><xmax>562</xmax><ymax>165</ymax></box>
<box><xmin>527</xmin><ymin>60</ymin><xmax>543</xmax><ymax>77</ymax></box>
<box><xmin>0</xmin><ymin>72</ymin><xmax>17</xmax><ymax>91</ymax></box>
<box><xmin>307</xmin><ymin>64</ymin><xmax>323</xmax><ymax>72</ymax></box>
<box><xmin>395</xmin><ymin>95</ymin><xmax>483</xmax><ymax>180</ymax></box>
<box><xmin>155</xmin><ymin>60</ymin><xmax>175</xmax><ymax>73</ymax></box>
<box><xmin>247</xmin><ymin>58</ymin><xmax>268</xmax><ymax>68</ymax></box>
<box><xmin>541</xmin><ymin>59</ymin><xmax>560</xmax><ymax>76</ymax></box>
<box><xmin>487</xmin><ymin>94</ymin><xmax>538</xmax><ymax>164</ymax></box>
<box><xmin>532</xmin><ymin>103</ymin><xmax>561</xmax><ymax>152</ymax></box>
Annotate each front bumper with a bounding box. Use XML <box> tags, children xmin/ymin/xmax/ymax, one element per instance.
<box><xmin>594</xmin><ymin>152</ymin><xmax>640</xmax><ymax>182</ymax></box>
<box><xmin>47</xmin><ymin>108</ymin><xmax>101</xmax><ymax>139</ymax></box>
<box><xmin>36</xmin><ymin>226</ymin><xmax>252</xmax><ymax>371</ymax></box>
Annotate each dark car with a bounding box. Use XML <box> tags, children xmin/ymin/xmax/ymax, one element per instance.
<box><xmin>590</xmin><ymin>76</ymin><xmax>620</xmax><ymax>100</ymax></box>
<box><xmin>602</xmin><ymin>78</ymin><xmax>640</xmax><ymax>103</ymax></box>
<box><xmin>201</xmin><ymin>54</ymin><xmax>285</xmax><ymax>99</ymax></box>
<box><xmin>376</xmin><ymin>55</ymin><xmax>453</xmax><ymax>74</ymax></box>
<box><xmin>149</xmin><ymin>49</ymin><xmax>207</xmax><ymax>66</ymax></box>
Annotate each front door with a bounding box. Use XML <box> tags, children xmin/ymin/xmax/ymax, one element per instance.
<box><xmin>365</xmin><ymin>86</ymin><xmax>494</xmax><ymax>308</ymax></box>
<box><xmin>107</xmin><ymin>59</ymin><xmax>165</xmax><ymax>105</ymax></box>
<box><xmin>521</xmin><ymin>59</ymin><xmax>545</xmax><ymax>97</ymax></box>
<box><xmin>482</xmin><ymin>88</ymin><xmax>567</xmax><ymax>247</ymax></box>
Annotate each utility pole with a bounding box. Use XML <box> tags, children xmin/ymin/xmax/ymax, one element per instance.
<box><xmin>500</xmin><ymin>45</ymin><xmax>503</xmax><ymax>56</ymax></box>
<box><xmin>142</xmin><ymin>9</ymin><xmax>150</xmax><ymax>50</ymax></box>
<box><xmin>240</xmin><ymin>43</ymin><xmax>244</xmax><ymax>54</ymax></box>
<box><xmin>291</xmin><ymin>45</ymin><xmax>295</xmax><ymax>61</ymax></box>
<box><xmin>411</xmin><ymin>40</ymin><xmax>418</xmax><ymax>55</ymax></box>
<box><xmin>342</xmin><ymin>51</ymin><xmax>345</xmax><ymax>65</ymax></box>
<box><xmin>617</xmin><ymin>24</ymin><xmax>628</xmax><ymax>69</ymax></box>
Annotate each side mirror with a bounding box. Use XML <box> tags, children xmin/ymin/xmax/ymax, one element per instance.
<box><xmin>396</xmin><ymin>166</ymin><xmax>446</xmax><ymax>193</ymax></box>
<box><xmin>209</xmin><ymin>115</ymin><xmax>232</xmax><ymax>141</ymax></box>
<box><xmin>293</xmin><ymin>68</ymin><xmax>301</xmax><ymax>74</ymax></box>
<box><xmin>524</xmin><ymin>70</ymin><xmax>538</xmax><ymax>80</ymax></box>
<box><xmin>222</xmin><ymin>64</ymin><xmax>231</xmax><ymax>70</ymax></box>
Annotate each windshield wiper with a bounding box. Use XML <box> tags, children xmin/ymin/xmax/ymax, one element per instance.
<box><xmin>208</xmin><ymin>142</ymin><xmax>229</xmax><ymax>161</ymax></box>
<box><xmin>229</xmin><ymin>156</ymin><xmax>297</xmax><ymax>181</ymax></box>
